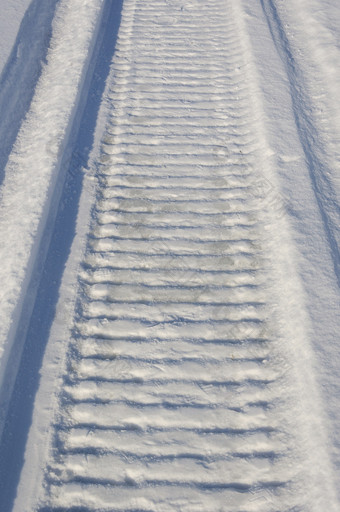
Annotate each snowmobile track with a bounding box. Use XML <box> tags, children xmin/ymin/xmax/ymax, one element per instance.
<box><xmin>4</xmin><ymin>0</ymin><xmax>339</xmax><ymax>511</ymax></box>
<box><xmin>32</xmin><ymin>1</ymin><xmax>321</xmax><ymax>510</ymax></box>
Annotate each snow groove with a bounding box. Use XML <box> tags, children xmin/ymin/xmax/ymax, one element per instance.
<box><xmin>30</xmin><ymin>0</ymin><xmax>334</xmax><ymax>510</ymax></box>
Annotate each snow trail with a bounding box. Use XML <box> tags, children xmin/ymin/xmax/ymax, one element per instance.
<box><xmin>0</xmin><ymin>0</ymin><xmax>338</xmax><ymax>510</ymax></box>
<box><xmin>8</xmin><ymin>0</ymin><xmax>334</xmax><ymax>510</ymax></box>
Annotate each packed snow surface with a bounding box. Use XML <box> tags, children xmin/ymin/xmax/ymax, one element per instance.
<box><xmin>0</xmin><ymin>0</ymin><xmax>340</xmax><ymax>511</ymax></box>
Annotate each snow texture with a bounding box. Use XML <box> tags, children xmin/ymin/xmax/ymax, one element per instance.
<box><xmin>0</xmin><ymin>0</ymin><xmax>339</xmax><ymax>511</ymax></box>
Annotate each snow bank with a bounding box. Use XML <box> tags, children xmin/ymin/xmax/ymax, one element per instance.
<box><xmin>0</xmin><ymin>0</ymin><xmax>104</xmax><ymax>427</ymax></box>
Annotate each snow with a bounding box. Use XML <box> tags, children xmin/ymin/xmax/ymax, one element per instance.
<box><xmin>0</xmin><ymin>0</ymin><xmax>339</xmax><ymax>510</ymax></box>
<box><xmin>0</xmin><ymin>0</ymin><xmax>104</xmax><ymax>433</ymax></box>
<box><xmin>0</xmin><ymin>0</ymin><xmax>60</xmax><ymax>187</ymax></box>
<box><xmin>257</xmin><ymin>0</ymin><xmax>340</xmax><ymax>493</ymax></box>
<box><xmin>0</xmin><ymin>0</ymin><xmax>32</xmax><ymax>74</ymax></box>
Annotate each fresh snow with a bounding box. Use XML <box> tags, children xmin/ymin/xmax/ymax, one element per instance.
<box><xmin>0</xmin><ymin>0</ymin><xmax>339</xmax><ymax>511</ymax></box>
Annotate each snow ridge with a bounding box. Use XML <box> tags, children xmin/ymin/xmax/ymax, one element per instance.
<box><xmin>0</xmin><ymin>0</ymin><xmax>104</xmax><ymax>436</ymax></box>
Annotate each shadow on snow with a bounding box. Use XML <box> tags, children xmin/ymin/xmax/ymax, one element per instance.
<box><xmin>0</xmin><ymin>1</ymin><xmax>124</xmax><ymax>510</ymax></box>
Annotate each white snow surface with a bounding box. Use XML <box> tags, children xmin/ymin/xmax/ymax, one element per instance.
<box><xmin>0</xmin><ymin>0</ymin><xmax>32</xmax><ymax>74</ymax></box>
<box><xmin>0</xmin><ymin>0</ymin><xmax>104</xmax><ymax>423</ymax></box>
<box><xmin>0</xmin><ymin>0</ymin><xmax>339</xmax><ymax>511</ymax></box>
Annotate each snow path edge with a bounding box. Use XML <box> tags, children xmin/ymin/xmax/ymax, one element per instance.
<box><xmin>261</xmin><ymin>0</ymin><xmax>340</xmax><ymax>284</ymax></box>
<box><xmin>0</xmin><ymin>0</ymin><xmax>105</xmax><ymax>437</ymax></box>
<box><xmin>10</xmin><ymin>1</ymin><xmax>126</xmax><ymax>509</ymax></box>
<box><xmin>0</xmin><ymin>0</ymin><xmax>59</xmax><ymax>188</ymax></box>
<box><xmin>260</xmin><ymin>0</ymin><xmax>340</xmax><ymax>494</ymax></box>
<box><xmin>234</xmin><ymin>1</ymin><xmax>339</xmax><ymax>508</ymax></box>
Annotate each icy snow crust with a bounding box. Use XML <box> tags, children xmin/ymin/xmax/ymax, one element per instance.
<box><xmin>0</xmin><ymin>0</ymin><xmax>339</xmax><ymax>511</ymax></box>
